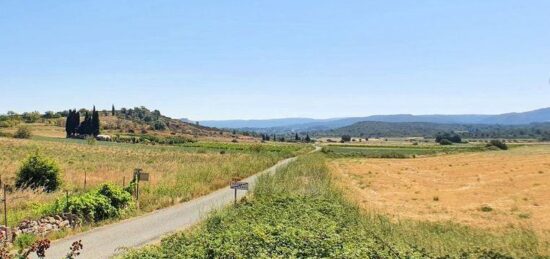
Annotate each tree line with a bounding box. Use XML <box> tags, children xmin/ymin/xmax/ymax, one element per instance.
<box><xmin>65</xmin><ymin>106</ymin><xmax>100</xmax><ymax>137</ymax></box>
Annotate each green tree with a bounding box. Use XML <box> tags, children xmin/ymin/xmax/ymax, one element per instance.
<box><xmin>92</xmin><ymin>106</ymin><xmax>100</xmax><ymax>136</ymax></box>
<box><xmin>112</xmin><ymin>104</ymin><xmax>116</xmax><ymax>116</ymax></box>
<box><xmin>72</xmin><ymin>110</ymin><xmax>80</xmax><ymax>135</ymax></box>
<box><xmin>78</xmin><ymin>112</ymin><xmax>91</xmax><ymax>135</ymax></box>
<box><xmin>16</xmin><ymin>153</ymin><xmax>61</xmax><ymax>192</ymax></box>
<box><xmin>65</xmin><ymin>110</ymin><xmax>73</xmax><ymax>137</ymax></box>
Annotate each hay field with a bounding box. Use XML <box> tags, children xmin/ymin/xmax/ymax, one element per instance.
<box><xmin>330</xmin><ymin>145</ymin><xmax>550</xmax><ymax>247</ymax></box>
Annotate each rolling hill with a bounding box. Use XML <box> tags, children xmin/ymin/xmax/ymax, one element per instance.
<box><xmin>197</xmin><ymin>107</ymin><xmax>550</xmax><ymax>133</ymax></box>
<box><xmin>317</xmin><ymin>121</ymin><xmax>550</xmax><ymax>139</ymax></box>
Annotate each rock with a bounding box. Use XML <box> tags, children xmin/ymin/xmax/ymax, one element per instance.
<box><xmin>59</xmin><ymin>220</ymin><xmax>69</xmax><ymax>228</ymax></box>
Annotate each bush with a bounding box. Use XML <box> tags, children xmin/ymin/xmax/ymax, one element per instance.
<box><xmin>439</xmin><ymin>139</ymin><xmax>453</xmax><ymax>145</ymax></box>
<box><xmin>435</xmin><ymin>132</ymin><xmax>461</xmax><ymax>143</ymax></box>
<box><xmin>487</xmin><ymin>140</ymin><xmax>508</xmax><ymax>150</ymax></box>
<box><xmin>14</xmin><ymin>126</ymin><xmax>32</xmax><ymax>139</ymax></box>
<box><xmin>15</xmin><ymin>153</ymin><xmax>61</xmax><ymax>192</ymax></box>
<box><xmin>49</xmin><ymin>184</ymin><xmax>132</xmax><ymax>222</ymax></box>
<box><xmin>65</xmin><ymin>192</ymin><xmax>118</xmax><ymax>221</ymax></box>
<box><xmin>341</xmin><ymin>135</ymin><xmax>351</xmax><ymax>142</ymax></box>
<box><xmin>14</xmin><ymin>233</ymin><xmax>36</xmax><ymax>253</ymax></box>
<box><xmin>98</xmin><ymin>183</ymin><xmax>133</xmax><ymax>209</ymax></box>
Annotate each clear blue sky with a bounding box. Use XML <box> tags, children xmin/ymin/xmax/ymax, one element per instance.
<box><xmin>1</xmin><ymin>1</ymin><xmax>549</xmax><ymax>120</ymax></box>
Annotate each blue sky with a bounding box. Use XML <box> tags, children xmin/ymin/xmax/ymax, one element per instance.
<box><xmin>1</xmin><ymin>1</ymin><xmax>549</xmax><ymax>120</ymax></box>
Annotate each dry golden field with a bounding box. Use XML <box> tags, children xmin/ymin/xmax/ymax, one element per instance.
<box><xmin>330</xmin><ymin>145</ymin><xmax>550</xmax><ymax>244</ymax></box>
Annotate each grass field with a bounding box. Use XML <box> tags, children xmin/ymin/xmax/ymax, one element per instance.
<box><xmin>124</xmin><ymin>151</ymin><xmax>547</xmax><ymax>258</ymax></box>
<box><xmin>0</xmin><ymin>135</ymin><xmax>309</xmax><ymax>226</ymax></box>
<box><xmin>322</xmin><ymin>143</ymin><xmax>489</xmax><ymax>158</ymax></box>
<box><xmin>331</xmin><ymin>144</ymin><xmax>550</xmax><ymax>255</ymax></box>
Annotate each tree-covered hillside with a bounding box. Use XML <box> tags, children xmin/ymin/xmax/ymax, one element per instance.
<box><xmin>318</xmin><ymin>121</ymin><xmax>550</xmax><ymax>140</ymax></box>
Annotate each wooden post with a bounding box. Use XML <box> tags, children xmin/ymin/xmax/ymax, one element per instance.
<box><xmin>84</xmin><ymin>171</ymin><xmax>87</xmax><ymax>190</ymax></box>
<box><xmin>65</xmin><ymin>190</ymin><xmax>69</xmax><ymax>212</ymax></box>
<box><xmin>122</xmin><ymin>176</ymin><xmax>126</xmax><ymax>187</ymax></box>
<box><xmin>134</xmin><ymin>170</ymin><xmax>140</xmax><ymax>209</ymax></box>
<box><xmin>234</xmin><ymin>188</ymin><xmax>237</xmax><ymax>205</ymax></box>
<box><xmin>3</xmin><ymin>184</ymin><xmax>7</xmax><ymax>227</ymax></box>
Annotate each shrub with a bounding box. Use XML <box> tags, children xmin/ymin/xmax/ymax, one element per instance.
<box><xmin>16</xmin><ymin>153</ymin><xmax>61</xmax><ymax>192</ymax></box>
<box><xmin>14</xmin><ymin>126</ymin><xmax>32</xmax><ymax>139</ymax></box>
<box><xmin>480</xmin><ymin>205</ymin><xmax>493</xmax><ymax>212</ymax></box>
<box><xmin>341</xmin><ymin>135</ymin><xmax>351</xmax><ymax>142</ymax></box>
<box><xmin>65</xmin><ymin>192</ymin><xmax>118</xmax><ymax>221</ymax></box>
<box><xmin>98</xmin><ymin>183</ymin><xmax>132</xmax><ymax>210</ymax></box>
<box><xmin>49</xmin><ymin>184</ymin><xmax>132</xmax><ymax>222</ymax></box>
<box><xmin>487</xmin><ymin>140</ymin><xmax>508</xmax><ymax>150</ymax></box>
<box><xmin>435</xmin><ymin>132</ymin><xmax>461</xmax><ymax>143</ymax></box>
<box><xmin>14</xmin><ymin>233</ymin><xmax>36</xmax><ymax>253</ymax></box>
<box><xmin>439</xmin><ymin>139</ymin><xmax>453</xmax><ymax>145</ymax></box>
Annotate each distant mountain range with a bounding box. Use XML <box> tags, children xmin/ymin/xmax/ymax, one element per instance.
<box><xmin>320</xmin><ymin>121</ymin><xmax>550</xmax><ymax>139</ymax></box>
<box><xmin>196</xmin><ymin>107</ymin><xmax>550</xmax><ymax>132</ymax></box>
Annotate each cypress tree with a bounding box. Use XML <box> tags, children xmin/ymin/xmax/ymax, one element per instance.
<box><xmin>295</xmin><ymin>133</ymin><xmax>300</xmax><ymax>141</ymax></box>
<box><xmin>92</xmin><ymin>106</ymin><xmax>100</xmax><ymax>136</ymax></box>
<box><xmin>65</xmin><ymin>110</ymin><xmax>73</xmax><ymax>138</ymax></box>
<box><xmin>78</xmin><ymin>112</ymin><xmax>91</xmax><ymax>135</ymax></box>
<box><xmin>111</xmin><ymin>104</ymin><xmax>115</xmax><ymax>116</ymax></box>
<box><xmin>73</xmin><ymin>110</ymin><xmax>80</xmax><ymax>135</ymax></box>
<box><xmin>305</xmin><ymin>134</ymin><xmax>311</xmax><ymax>143</ymax></box>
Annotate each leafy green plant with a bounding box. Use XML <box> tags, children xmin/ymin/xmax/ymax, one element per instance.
<box><xmin>14</xmin><ymin>233</ymin><xmax>36</xmax><ymax>253</ymax></box>
<box><xmin>47</xmin><ymin>184</ymin><xmax>132</xmax><ymax>222</ymax></box>
<box><xmin>15</xmin><ymin>153</ymin><xmax>62</xmax><ymax>192</ymax></box>
<box><xmin>98</xmin><ymin>183</ymin><xmax>132</xmax><ymax>210</ymax></box>
<box><xmin>14</xmin><ymin>126</ymin><xmax>32</xmax><ymax>139</ymax></box>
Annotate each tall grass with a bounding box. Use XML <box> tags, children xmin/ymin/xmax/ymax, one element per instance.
<box><xmin>0</xmin><ymin>137</ymin><xmax>307</xmax><ymax>226</ymax></box>
<box><xmin>124</xmin><ymin>153</ymin><xmax>546</xmax><ymax>258</ymax></box>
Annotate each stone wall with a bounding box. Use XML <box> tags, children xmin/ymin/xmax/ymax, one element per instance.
<box><xmin>0</xmin><ymin>214</ymin><xmax>81</xmax><ymax>243</ymax></box>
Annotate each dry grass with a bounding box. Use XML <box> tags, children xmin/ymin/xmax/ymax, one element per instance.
<box><xmin>330</xmin><ymin>144</ymin><xmax>550</xmax><ymax>252</ymax></box>
<box><xmin>0</xmin><ymin>136</ymin><xmax>293</xmax><ymax>225</ymax></box>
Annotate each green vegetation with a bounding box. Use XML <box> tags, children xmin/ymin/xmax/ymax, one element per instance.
<box><xmin>435</xmin><ymin>132</ymin><xmax>462</xmax><ymax>144</ymax></box>
<box><xmin>125</xmin><ymin>153</ymin><xmax>541</xmax><ymax>258</ymax></box>
<box><xmin>0</xmin><ymin>136</ymin><xmax>308</xmax><ymax>226</ymax></box>
<box><xmin>110</xmin><ymin>133</ymin><xmax>195</xmax><ymax>145</ymax></box>
<box><xmin>321</xmin><ymin>121</ymin><xmax>550</xmax><ymax>140</ymax></box>
<box><xmin>15</xmin><ymin>153</ymin><xmax>62</xmax><ymax>192</ymax></box>
<box><xmin>13</xmin><ymin>126</ymin><xmax>32</xmax><ymax>139</ymax></box>
<box><xmin>43</xmin><ymin>184</ymin><xmax>132</xmax><ymax>222</ymax></box>
<box><xmin>487</xmin><ymin>139</ymin><xmax>508</xmax><ymax>150</ymax></box>
<box><xmin>439</xmin><ymin>138</ymin><xmax>453</xmax><ymax>145</ymax></box>
<box><xmin>321</xmin><ymin>144</ymin><xmax>486</xmax><ymax>158</ymax></box>
<box><xmin>13</xmin><ymin>233</ymin><xmax>36</xmax><ymax>254</ymax></box>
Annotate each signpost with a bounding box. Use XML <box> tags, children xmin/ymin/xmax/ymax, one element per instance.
<box><xmin>133</xmin><ymin>169</ymin><xmax>150</xmax><ymax>209</ymax></box>
<box><xmin>230</xmin><ymin>181</ymin><xmax>249</xmax><ymax>205</ymax></box>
